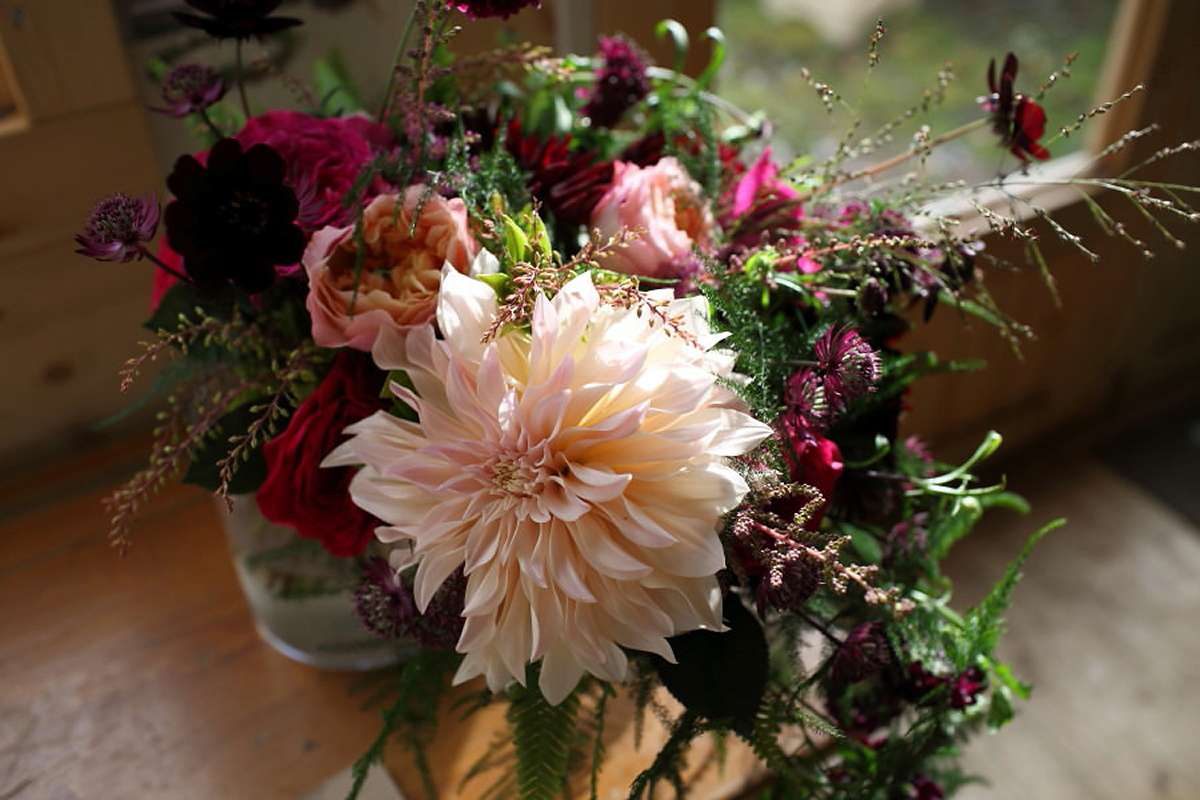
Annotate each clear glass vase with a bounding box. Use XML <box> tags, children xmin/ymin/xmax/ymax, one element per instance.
<box><xmin>216</xmin><ymin>494</ymin><xmax>413</xmax><ymax>670</ymax></box>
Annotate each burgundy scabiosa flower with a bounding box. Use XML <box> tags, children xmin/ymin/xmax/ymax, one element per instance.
<box><xmin>75</xmin><ymin>193</ymin><xmax>160</xmax><ymax>263</ymax></box>
<box><xmin>448</xmin><ymin>0</ymin><xmax>540</xmax><ymax>19</ymax></box>
<box><xmin>829</xmin><ymin>622</ymin><xmax>892</xmax><ymax>685</ymax></box>
<box><xmin>980</xmin><ymin>52</ymin><xmax>1050</xmax><ymax>163</ymax></box>
<box><xmin>582</xmin><ymin>35</ymin><xmax>652</xmax><ymax>128</ymax></box>
<box><xmin>164</xmin><ymin>138</ymin><xmax>305</xmax><ymax>294</ymax></box>
<box><xmin>151</xmin><ymin>64</ymin><xmax>228</xmax><ymax>117</ymax></box>
<box><xmin>173</xmin><ymin>0</ymin><xmax>302</xmax><ymax>41</ymax></box>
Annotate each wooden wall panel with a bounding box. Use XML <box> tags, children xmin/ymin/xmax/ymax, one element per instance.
<box><xmin>0</xmin><ymin>1</ymin><xmax>161</xmax><ymax>476</ymax></box>
<box><xmin>0</xmin><ymin>0</ymin><xmax>136</xmax><ymax>121</ymax></box>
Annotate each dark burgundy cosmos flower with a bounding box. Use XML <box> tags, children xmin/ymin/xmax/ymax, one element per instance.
<box><xmin>164</xmin><ymin>138</ymin><xmax>305</xmax><ymax>294</ymax></box>
<box><xmin>582</xmin><ymin>35</ymin><xmax>652</xmax><ymax>128</ymax></box>
<box><xmin>75</xmin><ymin>193</ymin><xmax>160</xmax><ymax>263</ymax></box>
<box><xmin>354</xmin><ymin>558</ymin><xmax>466</xmax><ymax>649</ymax></box>
<box><xmin>980</xmin><ymin>52</ymin><xmax>1050</xmax><ymax>163</ymax></box>
<box><xmin>448</xmin><ymin>0</ymin><xmax>540</xmax><ymax>20</ymax></box>
<box><xmin>506</xmin><ymin>121</ymin><xmax>613</xmax><ymax>225</ymax></box>
<box><xmin>150</xmin><ymin>64</ymin><xmax>228</xmax><ymax>117</ymax></box>
<box><xmin>173</xmin><ymin>0</ymin><xmax>302</xmax><ymax>41</ymax></box>
<box><xmin>255</xmin><ymin>350</ymin><xmax>387</xmax><ymax>557</ymax></box>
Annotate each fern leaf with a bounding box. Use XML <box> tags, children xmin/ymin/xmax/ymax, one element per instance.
<box><xmin>507</xmin><ymin>672</ymin><xmax>582</xmax><ymax>800</ymax></box>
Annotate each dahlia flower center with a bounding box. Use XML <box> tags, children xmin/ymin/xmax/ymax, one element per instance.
<box><xmin>486</xmin><ymin>446</ymin><xmax>563</xmax><ymax>500</ymax></box>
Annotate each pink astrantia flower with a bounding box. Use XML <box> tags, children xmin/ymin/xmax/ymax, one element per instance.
<box><xmin>325</xmin><ymin>268</ymin><xmax>772</xmax><ymax>703</ymax></box>
<box><xmin>304</xmin><ymin>188</ymin><xmax>483</xmax><ymax>351</ymax></box>
<box><xmin>590</xmin><ymin>157</ymin><xmax>714</xmax><ymax>286</ymax></box>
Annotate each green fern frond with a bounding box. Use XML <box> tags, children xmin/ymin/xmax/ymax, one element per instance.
<box><xmin>507</xmin><ymin>670</ymin><xmax>583</xmax><ymax>800</ymax></box>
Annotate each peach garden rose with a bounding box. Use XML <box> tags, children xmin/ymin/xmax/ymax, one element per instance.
<box><xmin>304</xmin><ymin>187</ymin><xmax>481</xmax><ymax>351</ymax></box>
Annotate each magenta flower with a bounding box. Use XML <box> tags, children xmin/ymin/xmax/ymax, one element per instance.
<box><xmin>150</xmin><ymin>64</ymin><xmax>228</xmax><ymax>118</ymax></box>
<box><xmin>448</xmin><ymin>0</ymin><xmax>540</xmax><ymax>20</ymax></box>
<box><xmin>75</xmin><ymin>193</ymin><xmax>160</xmax><ymax>263</ymax></box>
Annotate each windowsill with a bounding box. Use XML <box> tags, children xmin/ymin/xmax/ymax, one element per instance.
<box><xmin>918</xmin><ymin>149</ymin><xmax>1098</xmax><ymax>239</ymax></box>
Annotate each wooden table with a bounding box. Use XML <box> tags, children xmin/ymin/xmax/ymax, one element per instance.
<box><xmin>0</xmin><ymin>441</ymin><xmax>763</xmax><ymax>800</ymax></box>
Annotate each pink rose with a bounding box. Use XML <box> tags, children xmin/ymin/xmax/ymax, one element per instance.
<box><xmin>305</xmin><ymin>187</ymin><xmax>480</xmax><ymax>351</ymax></box>
<box><xmin>236</xmin><ymin>110</ymin><xmax>394</xmax><ymax>232</ymax></box>
<box><xmin>589</xmin><ymin>156</ymin><xmax>713</xmax><ymax>284</ymax></box>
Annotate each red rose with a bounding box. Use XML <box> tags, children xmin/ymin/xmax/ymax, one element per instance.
<box><xmin>235</xmin><ymin>110</ymin><xmax>394</xmax><ymax>233</ymax></box>
<box><xmin>255</xmin><ymin>350</ymin><xmax>387</xmax><ymax>556</ymax></box>
<box><xmin>776</xmin><ymin>411</ymin><xmax>844</xmax><ymax>529</ymax></box>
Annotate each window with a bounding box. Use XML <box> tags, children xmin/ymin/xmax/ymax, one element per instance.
<box><xmin>715</xmin><ymin>0</ymin><xmax>1123</xmax><ymax>183</ymax></box>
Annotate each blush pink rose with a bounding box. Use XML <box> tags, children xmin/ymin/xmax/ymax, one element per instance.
<box><xmin>589</xmin><ymin>156</ymin><xmax>714</xmax><ymax>283</ymax></box>
<box><xmin>305</xmin><ymin>187</ymin><xmax>480</xmax><ymax>351</ymax></box>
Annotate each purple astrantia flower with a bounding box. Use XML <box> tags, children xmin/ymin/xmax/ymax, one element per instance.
<box><xmin>582</xmin><ymin>35</ymin><xmax>652</xmax><ymax>128</ymax></box>
<box><xmin>151</xmin><ymin>64</ymin><xmax>229</xmax><ymax>117</ymax></box>
<box><xmin>75</xmin><ymin>193</ymin><xmax>160</xmax><ymax>263</ymax></box>
<box><xmin>786</xmin><ymin>326</ymin><xmax>881</xmax><ymax>428</ymax></box>
<box><xmin>173</xmin><ymin>0</ymin><xmax>302</xmax><ymax>41</ymax></box>
<box><xmin>448</xmin><ymin>0</ymin><xmax>540</xmax><ymax>20</ymax></box>
<box><xmin>979</xmin><ymin>52</ymin><xmax>1050</xmax><ymax>163</ymax></box>
<box><xmin>164</xmin><ymin>138</ymin><xmax>305</xmax><ymax>294</ymax></box>
<box><xmin>354</xmin><ymin>558</ymin><xmax>466</xmax><ymax>650</ymax></box>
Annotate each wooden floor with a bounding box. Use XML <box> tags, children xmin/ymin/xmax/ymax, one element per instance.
<box><xmin>1</xmin><ymin>438</ymin><xmax>1198</xmax><ymax>799</ymax></box>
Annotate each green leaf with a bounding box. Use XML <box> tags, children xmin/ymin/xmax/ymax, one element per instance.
<box><xmin>966</xmin><ymin>519</ymin><xmax>1060</xmax><ymax>654</ymax></box>
<box><xmin>986</xmin><ymin>685</ymin><xmax>1015</xmax><ymax>732</ymax></box>
<box><xmin>652</xmin><ymin>592</ymin><xmax>768</xmax><ymax>737</ymax></box>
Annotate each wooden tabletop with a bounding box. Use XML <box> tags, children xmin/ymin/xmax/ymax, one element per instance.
<box><xmin>0</xmin><ymin>440</ymin><xmax>763</xmax><ymax>800</ymax></box>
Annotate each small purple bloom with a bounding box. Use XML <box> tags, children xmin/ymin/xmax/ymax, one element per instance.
<box><xmin>75</xmin><ymin>193</ymin><xmax>160</xmax><ymax>263</ymax></box>
<box><xmin>582</xmin><ymin>35</ymin><xmax>652</xmax><ymax>128</ymax></box>
<box><xmin>354</xmin><ymin>558</ymin><xmax>465</xmax><ymax>650</ymax></box>
<box><xmin>829</xmin><ymin>622</ymin><xmax>891</xmax><ymax>685</ymax></box>
<box><xmin>151</xmin><ymin>64</ymin><xmax>229</xmax><ymax>117</ymax></box>
<box><xmin>948</xmin><ymin>666</ymin><xmax>987</xmax><ymax>709</ymax></box>
<box><xmin>786</xmin><ymin>326</ymin><xmax>881</xmax><ymax>428</ymax></box>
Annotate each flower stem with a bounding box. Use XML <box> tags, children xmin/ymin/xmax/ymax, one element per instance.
<box><xmin>235</xmin><ymin>40</ymin><xmax>251</xmax><ymax>119</ymax></box>
<box><xmin>197</xmin><ymin>108</ymin><xmax>224</xmax><ymax>141</ymax></box>
<box><xmin>798</xmin><ymin>117</ymin><xmax>992</xmax><ymax>202</ymax></box>
<box><xmin>377</xmin><ymin>3</ymin><xmax>421</xmax><ymax>122</ymax></box>
<box><xmin>142</xmin><ymin>249</ymin><xmax>193</xmax><ymax>285</ymax></box>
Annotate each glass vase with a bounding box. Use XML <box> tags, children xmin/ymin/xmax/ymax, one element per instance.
<box><xmin>216</xmin><ymin>494</ymin><xmax>413</xmax><ymax>670</ymax></box>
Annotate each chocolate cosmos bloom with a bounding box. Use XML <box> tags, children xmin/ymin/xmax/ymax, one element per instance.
<box><xmin>173</xmin><ymin>0</ymin><xmax>302</xmax><ymax>41</ymax></box>
<box><xmin>164</xmin><ymin>138</ymin><xmax>305</xmax><ymax>294</ymax></box>
<box><xmin>449</xmin><ymin>0</ymin><xmax>540</xmax><ymax>20</ymax></box>
<box><xmin>980</xmin><ymin>52</ymin><xmax>1050</xmax><ymax>163</ymax></box>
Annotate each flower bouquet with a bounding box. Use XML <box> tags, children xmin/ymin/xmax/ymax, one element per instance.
<box><xmin>82</xmin><ymin>1</ymin><xmax>1199</xmax><ymax>797</ymax></box>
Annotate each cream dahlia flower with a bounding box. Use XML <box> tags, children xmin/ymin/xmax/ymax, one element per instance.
<box><xmin>325</xmin><ymin>268</ymin><xmax>772</xmax><ymax>703</ymax></box>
